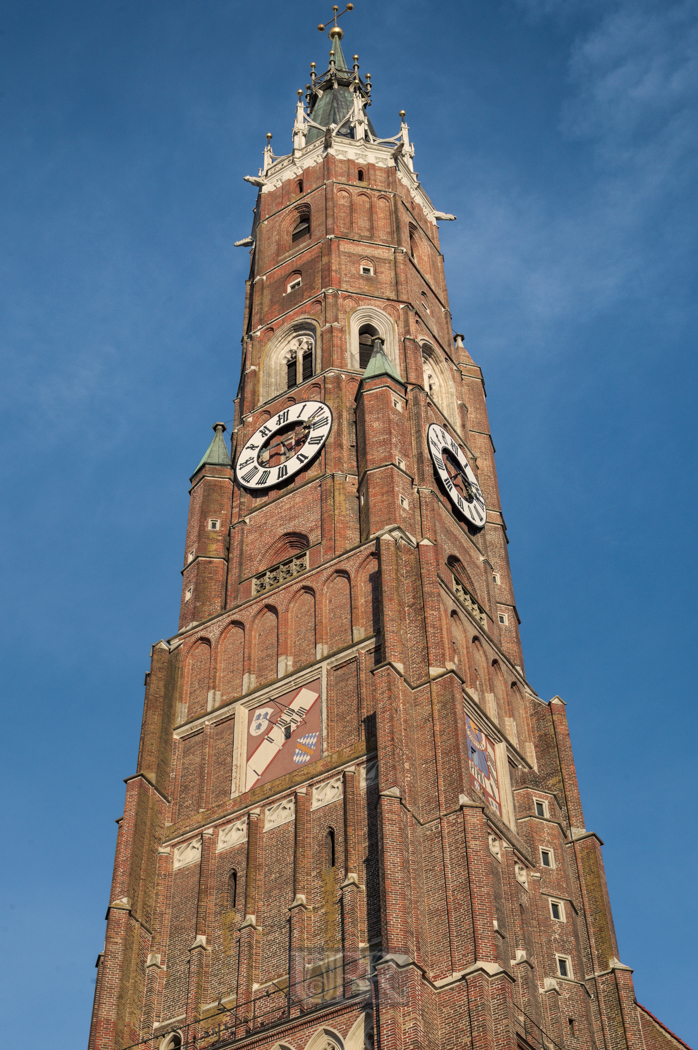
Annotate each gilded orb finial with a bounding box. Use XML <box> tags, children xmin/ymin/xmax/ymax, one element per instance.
<box><xmin>317</xmin><ymin>3</ymin><xmax>354</xmax><ymax>36</ymax></box>
<box><xmin>298</xmin><ymin>89</ymin><xmax>303</xmax><ymax>97</ymax></box>
<box><xmin>266</xmin><ymin>132</ymin><xmax>272</xmax><ymax>141</ymax></box>
<box><xmin>400</xmin><ymin>110</ymin><xmax>406</xmax><ymax>119</ymax></box>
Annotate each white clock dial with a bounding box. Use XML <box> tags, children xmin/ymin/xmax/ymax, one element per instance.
<box><xmin>427</xmin><ymin>423</ymin><xmax>487</xmax><ymax>528</ymax></box>
<box><xmin>235</xmin><ymin>400</ymin><xmax>333</xmax><ymax>490</ymax></box>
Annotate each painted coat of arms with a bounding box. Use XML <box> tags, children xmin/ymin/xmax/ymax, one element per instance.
<box><xmin>466</xmin><ymin>714</ymin><xmax>501</xmax><ymax>815</ymax></box>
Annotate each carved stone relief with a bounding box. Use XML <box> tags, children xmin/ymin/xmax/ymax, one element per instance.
<box><xmin>173</xmin><ymin>837</ymin><xmax>202</xmax><ymax>871</ymax></box>
<box><xmin>311</xmin><ymin>774</ymin><xmax>343</xmax><ymax>810</ymax></box>
<box><xmin>264</xmin><ymin>797</ymin><xmax>295</xmax><ymax>831</ymax></box>
<box><xmin>216</xmin><ymin>817</ymin><xmax>248</xmax><ymax>852</ymax></box>
<box><xmin>515</xmin><ymin>862</ymin><xmax>529</xmax><ymax>889</ymax></box>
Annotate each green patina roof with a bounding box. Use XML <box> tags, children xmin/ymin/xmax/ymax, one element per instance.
<box><xmin>362</xmin><ymin>343</ymin><xmax>404</xmax><ymax>384</ymax></box>
<box><xmin>194</xmin><ymin>423</ymin><xmax>231</xmax><ymax>473</ymax></box>
<box><xmin>307</xmin><ymin>32</ymin><xmax>376</xmax><ymax>145</ymax></box>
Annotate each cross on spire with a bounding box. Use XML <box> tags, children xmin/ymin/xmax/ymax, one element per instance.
<box><xmin>317</xmin><ymin>3</ymin><xmax>354</xmax><ymax>39</ymax></box>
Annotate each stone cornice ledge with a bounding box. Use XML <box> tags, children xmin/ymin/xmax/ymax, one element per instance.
<box><xmin>375</xmin><ymin>954</ymin><xmax>514</xmax><ymax>987</ymax></box>
<box><xmin>569</xmin><ymin>829</ymin><xmax>605</xmax><ymax>846</ymax></box>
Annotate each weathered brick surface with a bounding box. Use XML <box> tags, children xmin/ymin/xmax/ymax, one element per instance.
<box><xmin>87</xmin><ymin>71</ymin><xmax>676</xmax><ymax>1050</ymax></box>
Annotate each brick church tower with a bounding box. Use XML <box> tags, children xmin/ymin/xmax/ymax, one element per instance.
<box><xmin>88</xmin><ymin>12</ymin><xmax>690</xmax><ymax>1050</ymax></box>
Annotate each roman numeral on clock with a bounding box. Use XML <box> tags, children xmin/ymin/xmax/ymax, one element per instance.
<box><xmin>277</xmin><ymin>464</ymin><xmax>288</xmax><ymax>480</ymax></box>
<box><xmin>242</xmin><ymin>467</ymin><xmax>259</xmax><ymax>483</ymax></box>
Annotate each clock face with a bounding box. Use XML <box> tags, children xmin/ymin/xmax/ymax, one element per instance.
<box><xmin>427</xmin><ymin>423</ymin><xmax>487</xmax><ymax>528</ymax></box>
<box><xmin>235</xmin><ymin>400</ymin><xmax>333</xmax><ymax>490</ymax></box>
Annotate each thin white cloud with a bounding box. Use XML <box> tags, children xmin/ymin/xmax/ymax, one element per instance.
<box><xmin>447</xmin><ymin>0</ymin><xmax>698</xmax><ymax>348</ymax></box>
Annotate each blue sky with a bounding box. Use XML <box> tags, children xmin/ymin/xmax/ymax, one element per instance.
<box><xmin>1</xmin><ymin>0</ymin><xmax>696</xmax><ymax>1046</ymax></box>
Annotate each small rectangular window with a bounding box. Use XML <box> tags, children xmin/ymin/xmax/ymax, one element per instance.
<box><xmin>568</xmin><ymin>1019</ymin><xmax>576</xmax><ymax>1038</ymax></box>
<box><xmin>557</xmin><ymin>955</ymin><xmax>572</xmax><ymax>979</ymax></box>
<box><xmin>209</xmin><ymin>519</ymin><xmax>220</xmax><ymax>530</ymax></box>
<box><xmin>541</xmin><ymin>849</ymin><xmax>553</xmax><ymax>868</ymax></box>
<box><xmin>287</xmin><ymin>277</ymin><xmax>302</xmax><ymax>292</ymax></box>
<box><xmin>498</xmin><ymin>612</ymin><xmax>508</xmax><ymax>625</ymax></box>
<box><xmin>535</xmin><ymin>800</ymin><xmax>547</xmax><ymax>818</ymax></box>
<box><xmin>550</xmin><ymin>900</ymin><xmax>564</xmax><ymax>921</ymax></box>
<box><xmin>492</xmin><ymin>571</ymin><xmax>501</xmax><ymax>584</ymax></box>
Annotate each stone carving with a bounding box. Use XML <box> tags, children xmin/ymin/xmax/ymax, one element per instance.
<box><xmin>360</xmin><ymin>760</ymin><xmax>379</xmax><ymax>790</ymax></box>
<box><xmin>515</xmin><ymin>862</ymin><xmax>529</xmax><ymax>889</ymax></box>
<box><xmin>254</xmin><ymin>552</ymin><xmax>308</xmax><ymax>595</ymax></box>
<box><xmin>264</xmin><ymin>797</ymin><xmax>295</xmax><ymax>831</ymax></box>
<box><xmin>216</xmin><ymin>818</ymin><xmax>247</xmax><ymax>853</ymax></box>
<box><xmin>488</xmin><ymin>834</ymin><xmax>501</xmax><ymax>862</ymax></box>
<box><xmin>173</xmin><ymin>837</ymin><xmax>202</xmax><ymax>871</ymax></box>
<box><xmin>311</xmin><ymin>774</ymin><xmax>343</xmax><ymax>810</ymax></box>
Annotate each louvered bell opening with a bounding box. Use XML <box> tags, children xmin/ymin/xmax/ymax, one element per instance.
<box><xmin>359</xmin><ymin>325</ymin><xmax>379</xmax><ymax>370</ymax></box>
<box><xmin>292</xmin><ymin>218</ymin><xmax>310</xmax><ymax>243</ymax></box>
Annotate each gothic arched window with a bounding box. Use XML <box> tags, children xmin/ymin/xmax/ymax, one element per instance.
<box><xmin>291</xmin><ymin>205</ymin><xmax>311</xmax><ymax>244</ymax></box>
<box><xmin>348</xmin><ymin>306</ymin><xmax>400</xmax><ymax>376</ymax></box>
<box><xmin>161</xmin><ymin>1034</ymin><xmax>182</xmax><ymax>1050</ymax></box>
<box><xmin>261</xmin><ymin>324</ymin><xmax>318</xmax><ymax>401</ymax></box>
<box><xmin>421</xmin><ymin>343</ymin><xmax>456</xmax><ymax>423</ymax></box>
<box><xmin>358</xmin><ymin>324</ymin><xmax>379</xmax><ymax>370</ymax></box>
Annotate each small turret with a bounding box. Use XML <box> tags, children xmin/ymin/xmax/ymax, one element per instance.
<box><xmin>180</xmin><ymin>423</ymin><xmax>233</xmax><ymax>630</ymax></box>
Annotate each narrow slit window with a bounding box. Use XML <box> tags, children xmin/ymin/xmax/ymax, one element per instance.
<box><xmin>228</xmin><ymin>870</ymin><xmax>237</xmax><ymax>910</ymax></box>
<box><xmin>568</xmin><ymin>1019</ymin><xmax>576</xmax><ymax>1038</ymax></box>
<box><xmin>325</xmin><ymin>827</ymin><xmax>336</xmax><ymax>868</ymax></box>
<box><xmin>357</xmin><ymin>168</ymin><xmax>365</xmax><ymax>182</ymax></box>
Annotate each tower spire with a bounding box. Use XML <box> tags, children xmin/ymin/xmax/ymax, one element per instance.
<box><xmin>193</xmin><ymin>421</ymin><xmax>231</xmax><ymax>474</ymax></box>
<box><xmin>306</xmin><ymin>4</ymin><xmax>375</xmax><ymax>145</ymax></box>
